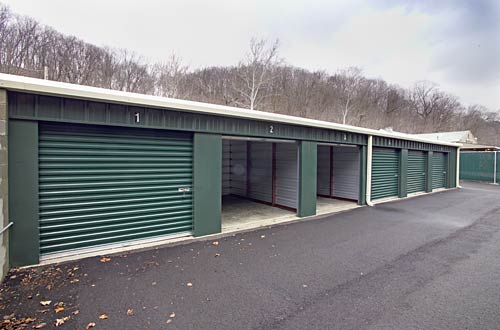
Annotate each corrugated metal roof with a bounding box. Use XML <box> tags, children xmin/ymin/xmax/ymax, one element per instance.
<box><xmin>0</xmin><ymin>73</ymin><xmax>460</xmax><ymax>147</ymax></box>
<box><xmin>414</xmin><ymin>131</ymin><xmax>472</xmax><ymax>143</ymax></box>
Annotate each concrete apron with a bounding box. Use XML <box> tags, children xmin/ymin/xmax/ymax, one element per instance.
<box><xmin>26</xmin><ymin>201</ymin><xmax>360</xmax><ymax>269</ymax></box>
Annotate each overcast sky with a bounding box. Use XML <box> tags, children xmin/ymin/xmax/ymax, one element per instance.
<box><xmin>3</xmin><ymin>0</ymin><xmax>500</xmax><ymax>110</ymax></box>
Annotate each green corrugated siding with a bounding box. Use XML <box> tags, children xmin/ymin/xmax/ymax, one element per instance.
<box><xmin>39</xmin><ymin>124</ymin><xmax>193</xmax><ymax>255</ymax></box>
<box><xmin>460</xmin><ymin>152</ymin><xmax>495</xmax><ymax>182</ymax></box>
<box><xmin>407</xmin><ymin>151</ymin><xmax>426</xmax><ymax>194</ymax></box>
<box><xmin>432</xmin><ymin>152</ymin><xmax>447</xmax><ymax>189</ymax></box>
<box><xmin>372</xmin><ymin>148</ymin><xmax>399</xmax><ymax>200</ymax></box>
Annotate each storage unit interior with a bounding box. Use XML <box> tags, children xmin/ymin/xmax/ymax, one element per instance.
<box><xmin>221</xmin><ymin>137</ymin><xmax>299</xmax><ymax>231</ymax></box>
<box><xmin>316</xmin><ymin>144</ymin><xmax>360</xmax><ymax>214</ymax></box>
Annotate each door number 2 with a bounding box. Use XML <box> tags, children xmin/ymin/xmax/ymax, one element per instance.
<box><xmin>269</xmin><ymin>125</ymin><xmax>274</xmax><ymax>134</ymax></box>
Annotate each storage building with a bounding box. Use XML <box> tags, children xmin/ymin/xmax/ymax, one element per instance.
<box><xmin>0</xmin><ymin>74</ymin><xmax>460</xmax><ymax>269</ymax></box>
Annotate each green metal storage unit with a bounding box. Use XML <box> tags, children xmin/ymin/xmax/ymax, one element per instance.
<box><xmin>407</xmin><ymin>150</ymin><xmax>427</xmax><ymax>194</ymax></box>
<box><xmin>38</xmin><ymin>124</ymin><xmax>194</xmax><ymax>255</ymax></box>
<box><xmin>371</xmin><ymin>147</ymin><xmax>399</xmax><ymax>200</ymax></box>
<box><xmin>0</xmin><ymin>74</ymin><xmax>462</xmax><ymax>269</ymax></box>
<box><xmin>432</xmin><ymin>152</ymin><xmax>447</xmax><ymax>189</ymax></box>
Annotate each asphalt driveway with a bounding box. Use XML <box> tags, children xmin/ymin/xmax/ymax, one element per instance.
<box><xmin>2</xmin><ymin>181</ymin><xmax>500</xmax><ymax>329</ymax></box>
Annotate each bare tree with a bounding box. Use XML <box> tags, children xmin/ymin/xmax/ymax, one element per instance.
<box><xmin>329</xmin><ymin>67</ymin><xmax>365</xmax><ymax>125</ymax></box>
<box><xmin>152</xmin><ymin>53</ymin><xmax>188</xmax><ymax>98</ymax></box>
<box><xmin>234</xmin><ymin>38</ymin><xmax>281</xmax><ymax>110</ymax></box>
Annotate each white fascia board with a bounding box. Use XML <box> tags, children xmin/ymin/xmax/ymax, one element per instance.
<box><xmin>0</xmin><ymin>73</ymin><xmax>461</xmax><ymax>147</ymax></box>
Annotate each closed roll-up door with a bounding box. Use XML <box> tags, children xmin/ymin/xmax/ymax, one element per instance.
<box><xmin>371</xmin><ymin>148</ymin><xmax>399</xmax><ymax>200</ymax></box>
<box><xmin>331</xmin><ymin>146</ymin><xmax>359</xmax><ymax>201</ymax></box>
<box><xmin>222</xmin><ymin>140</ymin><xmax>231</xmax><ymax>196</ymax></box>
<box><xmin>229</xmin><ymin>140</ymin><xmax>247</xmax><ymax>197</ymax></box>
<box><xmin>407</xmin><ymin>150</ymin><xmax>426</xmax><ymax>194</ymax></box>
<box><xmin>275</xmin><ymin>143</ymin><xmax>298</xmax><ymax>209</ymax></box>
<box><xmin>316</xmin><ymin>146</ymin><xmax>331</xmax><ymax>196</ymax></box>
<box><xmin>39</xmin><ymin>124</ymin><xmax>193</xmax><ymax>255</ymax></box>
<box><xmin>247</xmin><ymin>142</ymin><xmax>273</xmax><ymax>203</ymax></box>
<box><xmin>432</xmin><ymin>152</ymin><xmax>447</xmax><ymax>189</ymax></box>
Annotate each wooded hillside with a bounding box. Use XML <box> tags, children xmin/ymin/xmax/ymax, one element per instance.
<box><xmin>1</xmin><ymin>4</ymin><xmax>498</xmax><ymax>145</ymax></box>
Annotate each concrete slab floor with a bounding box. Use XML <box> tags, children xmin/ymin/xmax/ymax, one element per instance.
<box><xmin>221</xmin><ymin>195</ymin><xmax>358</xmax><ymax>232</ymax></box>
<box><xmin>317</xmin><ymin>196</ymin><xmax>359</xmax><ymax>215</ymax></box>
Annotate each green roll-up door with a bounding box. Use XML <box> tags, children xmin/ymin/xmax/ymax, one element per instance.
<box><xmin>407</xmin><ymin>150</ymin><xmax>426</xmax><ymax>194</ymax></box>
<box><xmin>39</xmin><ymin>124</ymin><xmax>193</xmax><ymax>255</ymax></box>
<box><xmin>432</xmin><ymin>152</ymin><xmax>447</xmax><ymax>189</ymax></box>
<box><xmin>371</xmin><ymin>147</ymin><xmax>399</xmax><ymax>200</ymax></box>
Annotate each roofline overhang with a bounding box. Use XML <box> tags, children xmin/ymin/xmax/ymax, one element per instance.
<box><xmin>0</xmin><ymin>73</ymin><xmax>461</xmax><ymax>147</ymax></box>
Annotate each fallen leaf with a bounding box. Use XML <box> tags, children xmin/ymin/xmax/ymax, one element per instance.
<box><xmin>127</xmin><ymin>309</ymin><xmax>134</xmax><ymax>316</ymax></box>
<box><xmin>214</xmin><ymin>253</ymin><xmax>220</xmax><ymax>257</ymax></box>
<box><xmin>260</xmin><ymin>235</ymin><xmax>266</xmax><ymax>238</ymax></box>
<box><xmin>100</xmin><ymin>257</ymin><xmax>111</xmax><ymax>263</ymax></box>
<box><xmin>86</xmin><ymin>322</ymin><xmax>96</xmax><ymax>329</ymax></box>
<box><xmin>33</xmin><ymin>323</ymin><xmax>47</xmax><ymax>329</ymax></box>
<box><xmin>212</xmin><ymin>241</ymin><xmax>219</xmax><ymax>246</ymax></box>
<box><xmin>55</xmin><ymin>302</ymin><xmax>65</xmax><ymax>307</ymax></box>
<box><xmin>69</xmin><ymin>279</ymin><xmax>79</xmax><ymax>284</ymax></box>
<box><xmin>9</xmin><ymin>275</ymin><xmax>17</xmax><ymax>280</ymax></box>
<box><xmin>169</xmin><ymin>312</ymin><xmax>176</xmax><ymax>318</ymax></box>
<box><xmin>40</xmin><ymin>301</ymin><xmax>51</xmax><ymax>306</ymax></box>
<box><xmin>54</xmin><ymin>307</ymin><xmax>64</xmax><ymax>313</ymax></box>
<box><xmin>186</xmin><ymin>282</ymin><xmax>193</xmax><ymax>287</ymax></box>
<box><xmin>72</xmin><ymin>311</ymin><xmax>79</xmax><ymax>315</ymax></box>
<box><xmin>99</xmin><ymin>314</ymin><xmax>108</xmax><ymax>319</ymax></box>
<box><xmin>3</xmin><ymin>313</ymin><xmax>14</xmax><ymax>320</ymax></box>
<box><xmin>54</xmin><ymin>316</ymin><xmax>69</xmax><ymax>327</ymax></box>
<box><xmin>166</xmin><ymin>319</ymin><xmax>172</xmax><ymax>324</ymax></box>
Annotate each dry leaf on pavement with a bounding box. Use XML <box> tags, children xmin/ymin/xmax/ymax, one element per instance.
<box><xmin>212</xmin><ymin>241</ymin><xmax>219</xmax><ymax>246</ymax></box>
<box><xmin>100</xmin><ymin>257</ymin><xmax>111</xmax><ymax>263</ymax></box>
<box><xmin>54</xmin><ymin>307</ymin><xmax>64</xmax><ymax>313</ymax></box>
<box><xmin>86</xmin><ymin>322</ymin><xmax>96</xmax><ymax>329</ymax></box>
<box><xmin>40</xmin><ymin>301</ymin><xmax>51</xmax><ymax>306</ymax></box>
<box><xmin>99</xmin><ymin>314</ymin><xmax>108</xmax><ymax>319</ymax></box>
<box><xmin>186</xmin><ymin>282</ymin><xmax>193</xmax><ymax>287</ymax></box>
<box><xmin>33</xmin><ymin>323</ymin><xmax>47</xmax><ymax>329</ymax></box>
<box><xmin>54</xmin><ymin>316</ymin><xmax>69</xmax><ymax>327</ymax></box>
<box><xmin>169</xmin><ymin>312</ymin><xmax>176</xmax><ymax>318</ymax></box>
<box><xmin>127</xmin><ymin>309</ymin><xmax>134</xmax><ymax>316</ymax></box>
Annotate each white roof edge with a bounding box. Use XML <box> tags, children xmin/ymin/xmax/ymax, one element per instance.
<box><xmin>0</xmin><ymin>73</ymin><xmax>461</xmax><ymax>147</ymax></box>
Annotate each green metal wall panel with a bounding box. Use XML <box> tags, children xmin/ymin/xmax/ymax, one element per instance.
<box><xmin>298</xmin><ymin>141</ymin><xmax>317</xmax><ymax>217</ymax></box>
<box><xmin>358</xmin><ymin>145</ymin><xmax>367</xmax><ymax>205</ymax></box>
<box><xmin>447</xmin><ymin>148</ymin><xmax>457</xmax><ymax>188</ymax></box>
<box><xmin>371</xmin><ymin>147</ymin><xmax>399</xmax><ymax>200</ymax></box>
<box><xmin>193</xmin><ymin>133</ymin><xmax>222</xmax><ymax>236</ymax></box>
<box><xmin>38</xmin><ymin>123</ymin><xmax>193</xmax><ymax>255</ymax></box>
<box><xmin>399</xmin><ymin>149</ymin><xmax>408</xmax><ymax>198</ymax></box>
<box><xmin>407</xmin><ymin>150</ymin><xmax>427</xmax><ymax>194</ymax></box>
<box><xmin>426</xmin><ymin>151</ymin><xmax>433</xmax><ymax>192</ymax></box>
<box><xmin>460</xmin><ymin>152</ymin><xmax>495</xmax><ymax>182</ymax></box>
<box><xmin>9</xmin><ymin>92</ymin><xmax>367</xmax><ymax>146</ymax></box>
<box><xmin>432</xmin><ymin>152</ymin><xmax>447</xmax><ymax>189</ymax></box>
<box><xmin>8</xmin><ymin>120</ymin><xmax>39</xmax><ymax>266</ymax></box>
